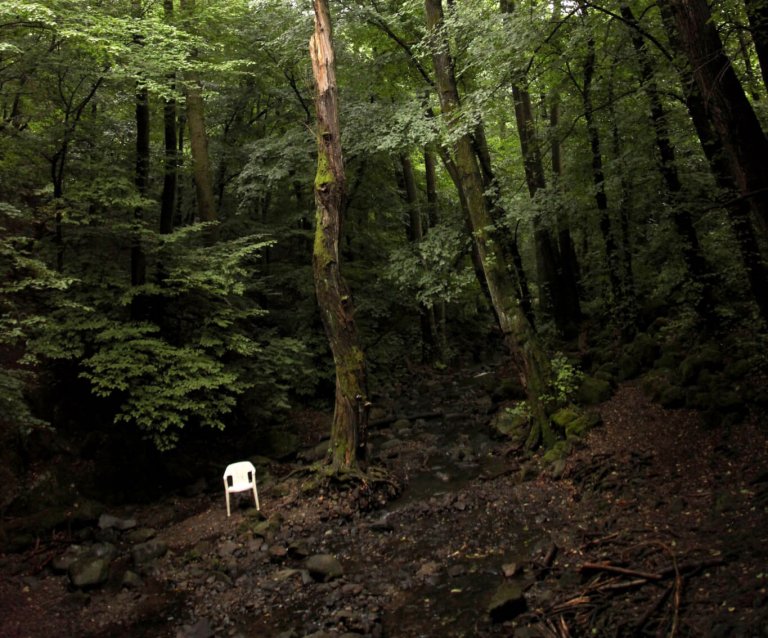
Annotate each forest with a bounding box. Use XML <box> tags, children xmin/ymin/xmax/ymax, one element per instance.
<box><xmin>1</xmin><ymin>0</ymin><xmax>768</xmax><ymax>636</ymax></box>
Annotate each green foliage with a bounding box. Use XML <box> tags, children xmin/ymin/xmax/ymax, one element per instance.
<box><xmin>548</xmin><ymin>353</ymin><xmax>584</xmax><ymax>406</ymax></box>
<box><xmin>81</xmin><ymin>325</ymin><xmax>238</xmax><ymax>450</ymax></box>
<box><xmin>385</xmin><ymin>223</ymin><xmax>475</xmax><ymax>307</ymax></box>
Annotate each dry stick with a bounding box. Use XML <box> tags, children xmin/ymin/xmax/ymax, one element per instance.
<box><xmin>595</xmin><ymin>577</ymin><xmax>650</xmax><ymax>592</ymax></box>
<box><xmin>580</xmin><ymin>561</ymin><xmax>663</xmax><ymax>581</ymax></box>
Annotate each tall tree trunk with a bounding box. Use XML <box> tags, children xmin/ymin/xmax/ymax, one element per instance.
<box><xmin>160</xmin><ymin>0</ymin><xmax>177</xmax><ymax>235</ymax></box>
<box><xmin>744</xmin><ymin>0</ymin><xmax>768</xmax><ymax>92</ymax></box>
<box><xmin>621</xmin><ymin>3</ymin><xmax>717</xmax><ymax>328</ymax></box>
<box><xmin>425</xmin><ymin>0</ymin><xmax>553</xmax><ymax>448</ymax></box>
<box><xmin>582</xmin><ymin>32</ymin><xmax>626</xmax><ymax>330</ymax></box>
<box><xmin>180</xmin><ymin>0</ymin><xmax>216</xmax><ymax>223</ymax></box>
<box><xmin>131</xmin><ymin>1</ymin><xmax>149</xmax><ymax>322</ymax></box>
<box><xmin>424</xmin><ymin>145</ymin><xmax>448</xmax><ymax>362</ymax></box>
<box><xmin>310</xmin><ymin>0</ymin><xmax>370</xmax><ymax>471</ymax></box>
<box><xmin>549</xmin><ymin>80</ymin><xmax>582</xmax><ymax>337</ymax></box>
<box><xmin>399</xmin><ymin>153</ymin><xmax>436</xmax><ymax>363</ymax></box>
<box><xmin>160</xmin><ymin>90</ymin><xmax>177</xmax><ymax>234</ymax></box>
<box><xmin>511</xmin><ymin>83</ymin><xmax>566</xmax><ymax>330</ymax></box>
<box><xmin>500</xmin><ymin>0</ymin><xmax>569</xmax><ymax>334</ymax></box>
<box><xmin>132</xmin><ymin>83</ymin><xmax>149</xmax><ymax>287</ymax></box>
<box><xmin>471</xmin><ymin>121</ymin><xmax>536</xmax><ymax>328</ymax></box>
<box><xmin>667</xmin><ymin>0</ymin><xmax>768</xmax><ymax>238</ymax></box>
<box><xmin>661</xmin><ymin>3</ymin><xmax>768</xmax><ymax>326</ymax></box>
<box><xmin>660</xmin><ymin>17</ymin><xmax>768</xmax><ymax>326</ymax></box>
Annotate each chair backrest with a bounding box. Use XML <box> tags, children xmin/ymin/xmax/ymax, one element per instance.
<box><xmin>224</xmin><ymin>461</ymin><xmax>256</xmax><ymax>487</ymax></box>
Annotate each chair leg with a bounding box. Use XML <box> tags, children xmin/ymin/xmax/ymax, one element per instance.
<box><xmin>252</xmin><ymin>486</ymin><xmax>260</xmax><ymax>510</ymax></box>
<box><xmin>225</xmin><ymin>491</ymin><xmax>231</xmax><ymax>517</ymax></box>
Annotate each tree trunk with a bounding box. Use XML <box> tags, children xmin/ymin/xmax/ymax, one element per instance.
<box><xmin>662</xmin><ymin>20</ymin><xmax>768</xmax><ymax>325</ymax></box>
<box><xmin>425</xmin><ymin>0</ymin><xmax>553</xmax><ymax>447</ymax></box>
<box><xmin>582</xmin><ymin>33</ymin><xmax>626</xmax><ymax>327</ymax></box>
<box><xmin>424</xmin><ymin>145</ymin><xmax>448</xmax><ymax>362</ymax></box>
<box><xmin>471</xmin><ymin>121</ymin><xmax>536</xmax><ymax>328</ymax></box>
<box><xmin>310</xmin><ymin>0</ymin><xmax>370</xmax><ymax>471</ymax></box>
<box><xmin>132</xmin><ymin>83</ymin><xmax>149</xmax><ymax>287</ymax></box>
<box><xmin>744</xmin><ymin>0</ymin><xmax>768</xmax><ymax>92</ymax></box>
<box><xmin>549</xmin><ymin>84</ymin><xmax>582</xmax><ymax>337</ymax></box>
<box><xmin>160</xmin><ymin>0</ymin><xmax>177</xmax><ymax>235</ymax></box>
<box><xmin>661</xmin><ymin>2</ymin><xmax>768</xmax><ymax>326</ymax></box>
<box><xmin>399</xmin><ymin>153</ymin><xmax>436</xmax><ymax>363</ymax></box>
<box><xmin>667</xmin><ymin>0</ymin><xmax>768</xmax><ymax>238</ymax></box>
<box><xmin>180</xmin><ymin>0</ymin><xmax>216</xmax><ymax>223</ymax></box>
<box><xmin>621</xmin><ymin>3</ymin><xmax>717</xmax><ymax>329</ymax></box>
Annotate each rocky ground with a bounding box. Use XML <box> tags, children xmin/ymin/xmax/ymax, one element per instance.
<box><xmin>1</xmin><ymin>367</ymin><xmax>767</xmax><ymax>638</ymax></box>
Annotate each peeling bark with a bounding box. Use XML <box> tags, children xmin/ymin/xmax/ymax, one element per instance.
<box><xmin>311</xmin><ymin>0</ymin><xmax>369</xmax><ymax>471</ymax></box>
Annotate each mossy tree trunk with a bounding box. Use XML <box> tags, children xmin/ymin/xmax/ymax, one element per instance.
<box><xmin>310</xmin><ymin>0</ymin><xmax>370</xmax><ymax>471</ymax></box>
<box><xmin>425</xmin><ymin>0</ymin><xmax>553</xmax><ymax>448</ymax></box>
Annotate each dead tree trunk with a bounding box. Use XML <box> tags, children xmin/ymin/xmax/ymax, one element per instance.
<box><xmin>310</xmin><ymin>0</ymin><xmax>370</xmax><ymax>471</ymax></box>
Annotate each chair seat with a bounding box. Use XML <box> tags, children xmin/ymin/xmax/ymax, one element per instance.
<box><xmin>227</xmin><ymin>481</ymin><xmax>253</xmax><ymax>493</ymax></box>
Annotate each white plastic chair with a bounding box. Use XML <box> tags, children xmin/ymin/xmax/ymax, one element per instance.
<box><xmin>223</xmin><ymin>461</ymin><xmax>260</xmax><ymax>517</ymax></box>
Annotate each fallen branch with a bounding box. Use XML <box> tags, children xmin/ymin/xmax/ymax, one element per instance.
<box><xmin>581</xmin><ymin>561</ymin><xmax>662</xmax><ymax>581</ymax></box>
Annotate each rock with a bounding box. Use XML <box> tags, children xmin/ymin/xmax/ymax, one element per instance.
<box><xmin>269</xmin><ymin>544</ymin><xmax>288</xmax><ymax>561</ymax></box>
<box><xmin>447</xmin><ymin>564</ymin><xmax>466</xmax><ymax>578</ymax></box>
<box><xmin>272</xmin><ymin>568</ymin><xmax>302</xmax><ymax>582</ymax></box>
<box><xmin>287</xmin><ymin>539</ymin><xmax>311</xmax><ymax>559</ymax></box>
<box><xmin>218</xmin><ymin>540</ymin><xmax>239</xmax><ymax>557</ymax></box>
<box><xmin>501</xmin><ymin>563</ymin><xmax>521</xmax><ymax>578</ymax></box>
<box><xmin>121</xmin><ymin>570</ymin><xmax>143</xmax><ymax>588</ymax></box>
<box><xmin>369</xmin><ymin>406</ymin><xmax>388</xmax><ymax>421</ymax></box>
<box><xmin>576</xmin><ymin>376</ymin><xmax>612</xmax><ymax>405</ymax></box>
<box><xmin>176</xmin><ymin>618</ymin><xmax>214</xmax><ymax>638</ymax></box>
<box><xmin>416</xmin><ymin>561</ymin><xmax>440</xmax><ymax>578</ymax></box>
<box><xmin>69</xmin><ymin>556</ymin><xmax>110</xmax><ymax>588</ymax></box>
<box><xmin>490</xmin><ymin>409</ymin><xmax>528</xmax><ymax>440</ymax></box>
<box><xmin>393</xmin><ymin>418</ymin><xmax>411</xmax><ymax>432</ymax></box>
<box><xmin>381</xmin><ymin>438</ymin><xmax>402</xmax><ymax>451</ymax></box>
<box><xmin>487</xmin><ymin>582</ymin><xmax>527</xmax><ymax>623</ymax></box>
<box><xmin>124</xmin><ymin>527</ymin><xmax>156</xmax><ymax>543</ymax></box>
<box><xmin>132</xmin><ymin>540</ymin><xmax>168</xmax><ymax>565</ymax></box>
<box><xmin>305</xmin><ymin>554</ymin><xmax>344</xmax><ymax>582</ymax></box>
<box><xmin>53</xmin><ymin>544</ymin><xmax>86</xmax><ymax>572</ymax></box>
<box><xmin>550</xmin><ymin>407</ymin><xmax>579</xmax><ymax>430</ymax></box>
<box><xmin>98</xmin><ymin>513</ymin><xmax>137</xmax><ymax>531</ymax></box>
<box><xmin>298</xmin><ymin>440</ymin><xmax>330</xmax><ymax>464</ymax></box>
<box><xmin>565</xmin><ymin>412</ymin><xmax>601</xmax><ymax>439</ymax></box>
